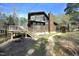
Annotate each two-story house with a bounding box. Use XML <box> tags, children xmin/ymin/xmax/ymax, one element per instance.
<box><xmin>28</xmin><ymin>11</ymin><xmax>57</xmax><ymax>33</ymax></box>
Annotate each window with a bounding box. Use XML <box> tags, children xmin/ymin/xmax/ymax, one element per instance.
<box><xmin>36</xmin><ymin>15</ymin><xmax>44</xmax><ymax>22</ymax></box>
<box><xmin>30</xmin><ymin>14</ymin><xmax>47</xmax><ymax>22</ymax></box>
<box><xmin>33</xmin><ymin>22</ymin><xmax>36</xmax><ymax>25</ymax></box>
<box><xmin>31</xmin><ymin>16</ymin><xmax>36</xmax><ymax>20</ymax></box>
<box><xmin>43</xmin><ymin>23</ymin><xmax>45</xmax><ymax>25</ymax></box>
<box><xmin>37</xmin><ymin>23</ymin><xmax>39</xmax><ymax>25</ymax></box>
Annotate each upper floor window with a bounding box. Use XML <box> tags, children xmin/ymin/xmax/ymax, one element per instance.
<box><xmin>31</xmin><ymin>16</ymin><xmax>36</xmax><ymax>21</ymax></box>
<box><xmin>30</xmin><ymin>15</ymin><xmax>45</xmax><ymax>22</ymax></box>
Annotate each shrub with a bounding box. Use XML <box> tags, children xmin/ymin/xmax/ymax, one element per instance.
<box><xmin>37</xmin><ymin>37</ymin><xmax>48</xmax><ymax>44</ymax></box>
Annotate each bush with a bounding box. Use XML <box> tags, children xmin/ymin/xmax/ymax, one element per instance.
<box><xmin>37</xmin><ymin>37</ymin><xmax>48</xmax><ymax>44</ymax></box>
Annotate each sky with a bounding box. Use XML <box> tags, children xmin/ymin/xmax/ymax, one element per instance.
<box><xmin>0</xmin><ymin>3</ymin><xmax>67</xmax><ymax>18</ymax></box>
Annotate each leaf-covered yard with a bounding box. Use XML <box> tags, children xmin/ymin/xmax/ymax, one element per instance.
<box><xmin>0</xmin><ymin>32</ymin><xmax>79</xmax><ymax>56</ymax></box>
<box><xmin>53</xmin><ymin>32</ymin><xmax>79</xmax><ymax>56</ymax></box>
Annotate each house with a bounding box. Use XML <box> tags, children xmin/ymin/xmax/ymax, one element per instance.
<box><xmin>0</xmin><ymin>21</ymin><xmax>6</xmax><ymax>35</ymax></box>
<box><xmin>0</xmin><ymin>13</ymin><xmax>7</xmax><ymax>35</ymax></box>
<box><xmin>28</xmin><ymin>11</ymin><xmax>57</xmax><ymax>33</ymax></box>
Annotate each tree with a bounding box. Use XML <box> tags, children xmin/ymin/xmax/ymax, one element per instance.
<box><xmin>64</xmin><ymin>3</ymin><xmax>79</xmax><ymax>22</ymax></box>
<box><xmin>55</xmin><ymin>14</ymin><xmax>71</xmax><ymax>25</ymax></box>
<box><xmin>20</xmin><ymin>17</ymin><xmax>27</xmax><ymax>26</ymax></box>
<box><xmin>64</xmin><ymin>3</ymin><xmax>79</xmax><ymax>31</ymax></box>
<box><xmin>7</xmin><ymin>15</ymin><xmax>15</xmax><ymax>25</ymax></box>
<box><xmin>55</xmin><ymin>14</ymin><xmax>71</xmax><ymax>32</ymax></box>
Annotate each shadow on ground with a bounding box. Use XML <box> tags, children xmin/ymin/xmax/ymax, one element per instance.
<box><xmin>0</xmin><ymin>37</ymin><xmax>47</xmax><ymax>56</ymax></box>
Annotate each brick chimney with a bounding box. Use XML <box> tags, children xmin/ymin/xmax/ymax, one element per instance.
<box><xmin>48</xmin><ymin>13</ymin><xmax>56</xmax><ymax>32</ymax></box>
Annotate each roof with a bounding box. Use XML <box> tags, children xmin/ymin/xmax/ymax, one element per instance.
<box><xmin>28</xmin><ymin>11</ymin><xmax>49</xmax><ymax>20</ymax></box>
<box><xmin>8</xmin><ymin>25</ymin><xmax>26</xmax><ymax>32</ymax></box>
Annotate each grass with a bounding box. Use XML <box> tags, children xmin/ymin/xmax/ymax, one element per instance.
<box><xmin>37</xmin><ymin>37</ymin><xmax>48</xmax><ymax>43</ymax></box>
<box><xmin>22</xmin><ymin>37</ymin><xmax>48</xmax><ymax>56</ymax></box>
<box><xmin>34</xmin><ymin>32</ymin><xmax>57</xmax><ymax>40</ymax></box>
<box><xmin>31</xmin><ymin>37</ymin><xmax>48</xmax><ymax>56</ymax></box>
<box><xmin>0</xmin><ymin>33</ymin><xmax>11</xmax><ymax>44</ymax></box>
<box><xmin>2</xmin><ymin>31</ymin><xmax>79</xmax><ymax>56</ymax></box>
<box><xmin>53</xmin><ymin>31</ymin><xmax>79</xmax><ymax>56</ymax></box>
<box><xmin>29</xmin><ymin>32</ymin><xmax>60</xmax><ymax>56</ymax></box>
